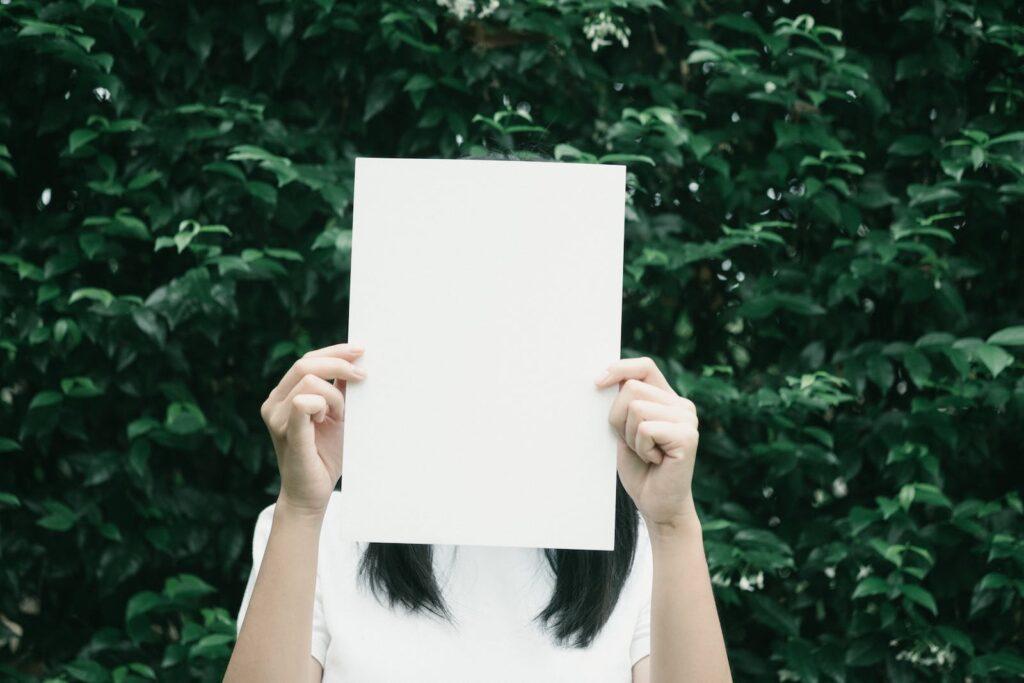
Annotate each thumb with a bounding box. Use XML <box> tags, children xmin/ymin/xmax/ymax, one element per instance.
<box><xmin>287</xmin><ymin>393</ymin><xmax>327</xmax><ymax>452</ymax></box>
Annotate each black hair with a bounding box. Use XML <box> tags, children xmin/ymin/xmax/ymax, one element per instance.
<box><xmin>355</xmin><ymin>149</ymin><xmax>641</xmax><ymax>648</ymax></box>
<box><xmin>357</xmin><ymin>478</ymin><xmax>640</xmax><ymax>648</ymax></box>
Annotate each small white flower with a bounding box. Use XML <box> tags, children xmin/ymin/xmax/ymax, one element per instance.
<box><xmin>478</xmin><ymin>0</ymin><xmax>499</xmax><ymax>18</ymax></box>
<box><xmin>436</xmin><ymin>0</ymin><xmax>499</xmax><ymax>20</ymax></box>
<box><xmin>824</xmin><ymin>566</ymin><xmax>836</xmax><ymax>579</ymax></box>
<box><xmin>764</xmin><ymin>81</ymin><xmax>777</xmax><ymax>94</ymax></box>
<box><xmin>831</xmin><ymin>477</ymin><xmax>848</xmax><ymax>498</ymax></box>
<box><xmin>738</xmin><ymin>572</ymin><xmax>763</xmax><ymax>592</ymax></box>
<box><xmin>583</xmin><ymin>11</ymin><xmax>631</xmax><ymax>52</ymax></box>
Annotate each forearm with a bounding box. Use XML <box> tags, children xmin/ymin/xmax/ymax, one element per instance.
<box><xmin>225</xmin><ymin>499</ymin><xmax>324</xmax><ymax>682</ymax></box>
<box><xmin>646</xmin><ymin>506</ymin><xmax>731</xmax><ymax>683</ymax></box>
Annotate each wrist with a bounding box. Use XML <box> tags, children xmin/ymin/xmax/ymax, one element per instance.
<box><xmin>275</xmin><ymin>493</ymin><xmax>328</xmax><ymax>527</ymax></box>
<box><xmin>643</xmin><ymin>499</ymin><xmax>703</xmax><ymax>543</ymax></box>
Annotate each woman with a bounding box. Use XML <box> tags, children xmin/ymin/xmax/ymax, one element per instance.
<box><xmin>225</xmin><ymin>344</ymin><xmax>731</xmax><ymax>681</ymax></box>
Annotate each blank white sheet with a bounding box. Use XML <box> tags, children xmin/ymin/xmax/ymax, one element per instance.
<box><xmin>339</xmin><ymin>157</ymin><xmax>626</xmax><ymax>550</ymax></box>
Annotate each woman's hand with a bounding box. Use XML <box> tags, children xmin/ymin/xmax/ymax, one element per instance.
<box><xmin>260</xmin><ymin>342</ymin><xmax>367</xmax><ymax>516</ymax></box>
<box><xmin>595</xmin><ymin>357</ymin><xmax>701</xmax><ymax>533</ymax></box>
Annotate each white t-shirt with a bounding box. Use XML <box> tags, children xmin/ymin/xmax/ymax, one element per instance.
<box><xmin>237</xmin><ymin>491</ymin><xmax>654</xmax><ymax>682</ymax></box>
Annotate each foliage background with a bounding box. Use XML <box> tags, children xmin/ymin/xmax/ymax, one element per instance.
<box><xmin>1</xmin><ymin>0</ymin><xmax>1023</xmax><ymax>680</ymax></box>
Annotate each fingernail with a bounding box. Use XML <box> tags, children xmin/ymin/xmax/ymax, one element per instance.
<box><xmin>353</xmin><ymin>367</ymin><xmax>367</xmax><ymax>379</ymax></box>
<box><xmin>594</xmin><ymin>370</ymin><xmax>610</xmax><ymax>385</ymax></box>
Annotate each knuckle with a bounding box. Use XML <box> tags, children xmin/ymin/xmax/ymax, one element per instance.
<box><xmin>623</xmin><ymin>378</ymin><xmax>642</xmax><ymax>393</ymax></box>
<box><xmin>628</xmin><ymin>398</ymin><xmax>647</xmax><ymax>418</ymax></box>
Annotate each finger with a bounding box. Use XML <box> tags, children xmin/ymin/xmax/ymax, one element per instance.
<box><xmin>287</xmin><ymin>393</ymin><xmax>327</xmax><ymax>449</ymax></box>
<box><xmin>637</xmin><ymin>420</ymin><xmax>699</xmax><ymax>461</ymax></box>
<box><xmin>624</xmin><ymin>400</ymin><xmax>693</xmax><ymax>451</ymax></box>
<box><xmin>595</xmin><ymin>356</ymin><xmax>673</xmax><ymax>393</ymax></box>
<box><xmin>283</xmin><ymin>374</ymin><xmax>345</xmax><ymax>421</ymax></box>
<box><xmin>272</xmin><ymin>356</ymin><xmax>366</xmax><ymax>402</ymax></box>
<box><xmin>302</xmin><ymin>342</ymin><xmax>364</xmax><ymax>360</ymax></box>
<box><xmin>633</xmin><ymin>421</ymin><xmax>666</xmax><ymax>465</ymax></box>
<box><xmin>608</xmin><ymin>379</ymin><xmax>682</xmax><ymax>435</ymax></box>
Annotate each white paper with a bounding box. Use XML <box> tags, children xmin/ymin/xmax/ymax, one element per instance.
<box><xmin>339</xmin><ymin>157</ymin><xmax>625</xmax><ymax>550</ymax></box>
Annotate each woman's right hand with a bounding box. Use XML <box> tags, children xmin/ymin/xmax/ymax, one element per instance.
<box><xmin>259</xmin><ymin>342</ymin><xmax>367</xmax><ymax>516</ymax></box>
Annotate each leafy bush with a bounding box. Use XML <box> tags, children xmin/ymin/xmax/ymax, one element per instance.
<box><xmin>2</xmin><ymin>0</ymin><xmax>1023</xmax><ymax>680</ymax></box>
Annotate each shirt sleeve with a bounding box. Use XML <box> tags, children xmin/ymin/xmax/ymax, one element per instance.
<box><xmin>236</xmin><ymin>503</ymin><xmax>332</xmax><ymax>668</ymax></box>
<box><xmin>629</xmin><ymin>516</ymin><xmax>654</xmax><ymax>667</ymax></box>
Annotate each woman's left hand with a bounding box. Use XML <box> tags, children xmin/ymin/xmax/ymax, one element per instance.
<box><xmin>595</xmin><ymin>357</ymin><xmax>701</xmax><ymax>533</ymax></box>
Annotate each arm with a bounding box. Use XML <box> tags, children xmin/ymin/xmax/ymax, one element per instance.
<box><xmin>224</xmin><ymin>342</ymin><xmax>367</xmax><ymax>682</ymax></box>
<box><xmin>596</xmin><ymin>357</ymin><xmax>731</xmax><ymax>683</ymax></box>
<box><xmin>645</xmin><ymin>501</ymin><xmax>730</xmax><ymax>682</ymax></box>
<box><xmin>225</xmin><ymin>501</ymin><xmax>325</xmax><ymax>682</ymax></box>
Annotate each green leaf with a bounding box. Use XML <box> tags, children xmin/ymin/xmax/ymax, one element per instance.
<box><xmin>987</xmin><ymin>326</ymin><xmax>1024</xmax><ymax>346</ymax></box>
<box><xmin>852</xmin><ymin>576</ymin><xmax>889</xmax><ymax>599</ymax></box>
<box><xmin>164</xmin><ymin>402</ymin><xmax>207</xmax><ymax>435</ymax></box>
<box><xmin>888</xmin><ymin>135</ymin><xmax>934</xmax><ymax>156</ymax></box>
<box><xmin>125</xmin><ymin>591</ymin><xmax>165</xmax><ymax>622</ymax></box>
<box><xmin>61</xmin><ymin>377</ymin><xmax>105</xmax><ymax>398</ymax></box>
<box><xmin>203</xmin><ymin>161</ymin><xmax>248</xmax><ymax>181</ymax></box>
<box><xmin>37</xmin><ymin>501</ymin><xmax>77</xmax><ymax>531</ymax></box>
<box><xmin>597</xmin><ymin>153</ymin><xmax>655</xmax><ymax>166</ymax></box>
<box><xmin>264</xmin><ymin>248</ymin><xmax>303</xmax><ymax>262</ymax></box>
<box><xmin>127</xmin><ymin>169</ymin><xmax>162</xmax><ymax>191</ymax></box>
<box><xmin>29</xmin><ymin>390</ymin><xmax>64</xmax><ymax>410</ymax></box>
<box><xmin>68</xmin><ymin>128</ymin><xmax>98</xmax><ymax>154</ymax></box>
<box><xmin>403</xmin><ymin>74</ymin><xmax>434</xmax><ymax>92</ymax></box>
<box><xmin>974</xmin><ymin>343</ymin><xmax>1014</xmax><ymax>378</ymax></box>
<box><xmin>970</xmin><ymin>652</ymin><xmax>1024</xmax><ymax>676</ymax></box>
<box><xmin>900</xmin><ymin>583</ymin><xmax>938</xmax><ymax>615</ymax></box>
<box><xmin>69</xmin><ymin>287</ymin><xmax>115</xmax><ymax>307</ymax></box>
<box><xmin>164</xmin><ymin>574</ymin><xmax>216</xmax><ymax>600</ymax></box>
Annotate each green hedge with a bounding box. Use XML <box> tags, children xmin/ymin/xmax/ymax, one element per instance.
<box><xmin>2</xmin><ymin>0</ymin><xmax>1023</xmax><ymax>680</ymax></box>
